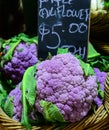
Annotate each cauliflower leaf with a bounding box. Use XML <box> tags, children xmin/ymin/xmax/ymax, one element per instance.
<box><xmin>88</xmin><ymin>42</ymin><xmax>100</xmax><ymax>60</ymax></box>
<box><xmin>21</xmin><ymin>65</ymin><xmax>37</xmax><ymax>130</ymax></box>
<box><xmin>76</xmin><ymin>55</ymin><xmax>95</xmax><ymax>76</ymax></box>
<box><xmin>40</xmin><ymin>100</ymin><xmax>66</xmax><ymax>123</ymax></box>
<box><xmin>57</xmin><ymin>48</ymin><xmax>68</xmax><ymax>54</ymax></box>
<box><xmin>3</xmin><ymin>39</ymin><xmax>21</xmax><ymax>61</ymax></box>
<box><xmin>3</xmin><ymin>96</ymin><xmax>14</xmax><ymax>118</ymax></box>
<box><xmin>18</xmin><ymin>33</ymin><xmax>38</xmax><ymax>44</ymax></box>
<box><xmin>98</xmin><ymin>83</ymin><xmax>104</xmax><ymax>100</ymax></box>
<box><xmin>87</xmin><ymin>43</ymin><xmax>109</xmax><ymax>72</ymax></box>
<box><xmin>80</xmin><ymin>60</ymin><xmax>95</xmax><ymax>76</ymax></box>
<box><xmin>0</xmin><ymin>84</ymin><xmax>7</xmax><ymax>107</ymax></box>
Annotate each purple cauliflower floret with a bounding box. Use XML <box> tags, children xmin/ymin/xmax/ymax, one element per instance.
<box><xmin>94</xmin><ymin>68</ymin><xmax>107</xmax><ymax>91</ymax></box>
<box><xmin>3</xmin><ymin>42</ymin><xmax>38</xmax><ymax>84</ymax></box>
<box><xmin>94</xmin><ymin>68</ymin><xmax>107</xmax><ymax>107</ymax></box>
<box><xmin>35</xmin><ymin>53</ymin><xmax>98</xmax><ymax>123</ymax></box>
<box><xmin>6</xmin><ymin>83</ymin><xmax>22</xmax><ymax>121</ymax></box>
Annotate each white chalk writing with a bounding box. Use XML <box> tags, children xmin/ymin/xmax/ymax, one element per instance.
<box><xmin>38</xmin><ymin>0</ymin><xmax>90</xmax><ymax>60</ymax></box>
<box><xmin>61</xmin><ymin>45</ymin><xmax>86</xmax><ymax>59</ymax></box>
<box><xmin>39</xmin><ymin>5</ymin><xmax>89</xmax><ymax>22</ymax></box>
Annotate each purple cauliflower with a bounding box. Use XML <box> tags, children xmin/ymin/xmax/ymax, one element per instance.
<box><xmin>2</xmin><ymin>42</ymin><xmax>38</xmax><ymax>84</ymax></box>
<box><xmin>4</xmin><ymin>83</ymin><xmax>22</xmax><ymax>121</ymax></box>
<box><xmin>94</xmin><ymin>68</ymin><xmax>107</xmax><ymax>107</ymax></box>
<box><xmin>35</xmin><ymin>53</ymin><xmax>98</xmax><ymax>123</ymax></box>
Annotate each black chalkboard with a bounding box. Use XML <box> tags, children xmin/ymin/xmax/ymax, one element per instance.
<box><xmin>38</xmin><ymin>0</ymin><xmax>91</xmax><ymax>61</ymax></box>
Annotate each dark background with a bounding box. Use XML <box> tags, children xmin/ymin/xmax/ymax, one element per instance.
<box><xmin>0</xmin><ymin>0</ymin><xmax>38</xmax><ymax>39</ymax></box>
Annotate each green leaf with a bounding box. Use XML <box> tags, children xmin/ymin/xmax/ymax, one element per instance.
<box><xmin>87</xmin><ymin>43</ymin><xmax>109</xmax><ymax>72</ymax></box>
<box><xmin>0</xmin><ymin>83</ymin><xmax>7</xmax><ymax>107</ymax></box>
<box><xmin>40</xmin><ymin>100</ymin><xmax>66</xmax><ymax>123</ymax></box>
<box><xmin>47</xmin><ymin>52</ymin><xmax>53</xmax><ymax>60</ymax></box>
<box><xmin>91</xmin><ymin>104</ymin><xmax>97</xmax><ymax>113</ymax></box>
<box><xmin>3</xmin><ymin>96</ymin><xmax>14</xmax><ymax>118</ymax></box>
<box><xmin>88</xmin><ymin>55</ymin><xmax>109</xmax><ymax>72</ymax></box>
<box><xmin>18</xmin><ymin>33</ymin><xmax>38</xmax><ymax>44</ymax></box>
<box><xmin>97</xmin><ymin>83</ymin><xmax>104</xmax><ymax>100</ymax></box>
<box><xmin>3</xmin><ymin>39</ymin><xmax>21</xmax><ymax>61</ymax></box>
<box><xmin>88</xmin><ymin>42</ymin><xmax>100</xmax><ymax>60</ymax></box>
<box><xmin>98</xmin><ymin>90</ymin><xmax>104</xmax><ymax>99</ymax></box>
<box><xmin>57</xmin><ymin>48</ymin><xmax>68</xmax><ymax>54</ymax></box>
<box><xmin>76</xmin><ymin>55</ymin><xmax>95</xmax><ymax>76</ymax></box>
<box><xmin>21</xmin><ymin>65</ymin><xmax>37</xmax><ymax>130</ymax></box>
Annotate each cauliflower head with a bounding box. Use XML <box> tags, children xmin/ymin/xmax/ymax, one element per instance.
<box><xmin>2</xmin><ymin>42</ymin><xmax>38</xmax><ymax>84</ymax></box>
<box><xmin>35</xmin><ymin>53</ymin><xmax>98</xmax><ymax>123</ymax></box>
<box><xmin>94</xmin><ymin>68</ymin><xmax>107</xmax><ymax>107</ymax></box>
<box><xmin>4</xmin><ymin>83</ymin><xmax>22</xmax><ymax>121</ymax></box>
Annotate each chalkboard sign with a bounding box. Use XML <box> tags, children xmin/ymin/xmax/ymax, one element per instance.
<box><xmin>38</xmin><ymin>0</ymin><xmax>91</xmax><ymax>61</ymax></box>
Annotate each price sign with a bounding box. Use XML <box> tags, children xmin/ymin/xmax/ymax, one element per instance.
<box><xmin>38</xmin><ymin>0</ymin><xmax>91</xmax><ymax>61</ymax></box>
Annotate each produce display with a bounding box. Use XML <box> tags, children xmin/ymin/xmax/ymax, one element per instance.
<box><xmin>0</xmin><ymin>34</ymin><xmax>109</xmax><ymax>130</ymax></box>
